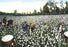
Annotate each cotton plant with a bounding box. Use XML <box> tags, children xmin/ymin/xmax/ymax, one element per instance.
<box><xmin>0</xmin><ymin>16</ymin><xmax>67</xmax><ymax>47</ymax></box>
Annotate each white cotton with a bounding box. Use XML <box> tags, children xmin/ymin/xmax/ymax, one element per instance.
<box><xmin>45</xmin><ymin>45</ymin><xmax>47</xmax><ymax>47</ymax></box>
<box><xmin>1</xmin><ymin>35</ymin><xmax>13</xmax><ymax>42</ymax></box>
<box><xmin>64</xmin><ymin>31</ymin><xmax>68</xmax><ymax>37</ymax></box>
<box><xmin>12</xmin><ymin>43</ymin><xmax>13</xmax><ymax>45</ymax></box>
<box><xmin>63</xmin><ymin>28</ymin><xmax>65</xmax><ymax>30</ymax></box>
<box><xmin>56</xmin><ymin>35</ymin><xmax>58</xmax><ymax>40</ymax></box>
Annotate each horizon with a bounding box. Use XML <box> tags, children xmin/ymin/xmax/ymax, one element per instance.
<box><xmin>0</xmin><ymin>0</ymin><xmax>67</xmax><ymax>13</ymax></box>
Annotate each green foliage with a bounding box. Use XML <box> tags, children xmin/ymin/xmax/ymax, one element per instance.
<box><xmin>65</xmin><ymin>1</ymin><xmax>68</xmax><ymax>14</ymax></box>
<box><xmin>33</xmin><ymin>9</ymin><xmax>37</xmax><ymax>14</ymax></box>
<box><xmin>43</xmin><ymin>3</ymin><xmax>50</xmax><ymax>15</ymax></box>
<box><xmin>14</xmin><ymin>9</ymin><xmax>17</xmax><ymax>16</ymax></box>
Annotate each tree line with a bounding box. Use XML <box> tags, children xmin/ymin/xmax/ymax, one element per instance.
<box><xmin>0</xmin><ymin>1</ymin><xmax>68</xmax><ymax>16</ymax></box>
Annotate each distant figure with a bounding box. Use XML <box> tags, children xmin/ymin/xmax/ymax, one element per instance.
<box><xmin>2</xmin><ymin>17</ymin><xmax>7</xmax><ymax>26</ymax></box>
<box><xmin>30</xmin><ymin>21</ymin><xmax>34</xmax><ymax>36</ymax></box>
<box><xmin>41</xmin><ymin>23</ymin><xmax>47</xmax><ymax>37</ymax></box>
<box><xmin>57</xmin><ymin>21</ymin><xmax>64</xmax><ymax>35</ymax></box>
<box><xmin>7</xmin><ymin>20</ymin><xmax>13</xmax><ymax>26</ymax></box>
<box><xmin>22</xmin><ymin>21</ymin><xmax>29</xmax><ymax>31</ymax></box>
<box><xmin>30</xmin><ymin>21</ymin><xmax>34</xmax><ymax>32</ymax></box>
<box><xmin>41</xmin><ymin>23</ymin><xmax>47</xmax><ymax>30</ymax></box>
<box><xmin>57</xmin><ymin>21</ymin><xmax>64</xmax><ymax>47</ymax></box>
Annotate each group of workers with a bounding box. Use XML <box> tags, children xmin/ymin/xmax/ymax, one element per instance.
<box><xmin>1</xmin><ymin>17</ymin><xmax>65</xmax><ymax>37</ymax></box>
<box><xmin>1</xmin><ymin>17</ymin><xmax>13</xmax><ymax>27</ymax></box>
<box><xmin>22</xmin><ymin>20</ymin><xmax>64</xmax><ymax>37</ymax></box>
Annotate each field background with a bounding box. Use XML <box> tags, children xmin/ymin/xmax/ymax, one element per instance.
<box><xmin>0</xmin><ymin>15</ymin><xmax>68</xmax><ymax>47</ymax></box>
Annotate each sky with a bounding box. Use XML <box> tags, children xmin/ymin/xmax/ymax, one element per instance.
<box><xmin>0</xmin><ymin>0</ymin><xmax>67</xmax><ymax>13</ymax></box>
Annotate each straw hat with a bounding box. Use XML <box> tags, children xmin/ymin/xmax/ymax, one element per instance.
<box><xmin>30</xmin><ymin>21</ymin><xmax>33</xmax><ymax>24</ymax></box>
<box><xmin>60</xmin><ymin>21</ymin><xmax>63</xmax><ymax>24</ymax></box>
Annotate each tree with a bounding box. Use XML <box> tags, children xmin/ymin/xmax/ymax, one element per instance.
<box><xmin>14</xmin><ymin>9</ymin><xmax>17</xmax><ymax>15</ymax></box>
<box><xmin>40</xmin><ymin>8</ymin><xmax>43</xmax><ymax>15</ymax></box>
<box><xmin>60</xmin><ymin>0</ymin><xmax>64</xmax><ymax>14</ymax></box>
<box><xmin>43</xmin><ymin>3</ymin><xmax>49</xmax><ymax>15</ymax></box>
<box><xmin>55</xmin><ymin>6</ymin><xmax>60</xmax><ymax>14</ymax></box>
<box><xmin>65</xmin><ymin>1</ymin><xmax>68</xmax><ymax>14</ymax></box>
<box><xmin>33</xmin><ymin>9</ymin><xmax>37</xmax><ymax>15</ymax></box>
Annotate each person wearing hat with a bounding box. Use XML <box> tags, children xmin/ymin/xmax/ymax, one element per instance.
<box><xmin>57</xmin><ymin>21</ymin><xmax>64</xmax><ymax>35</ymax></box>
<box><xmin>2</xmin><ymin>17</ymin><xmax>7</xmax><ymax>27</ymax></box>
<box><xmin>57</xmin><ymin>21</ymin><xmax>64</xmax><ymax>47</ymax></box>
<box><xmin>30</xmin><ymin>21</ymin><xmax>34</xmax><ymax>32</ymax></box>
<box><xmin>41</xmin><ymin>23</ymin><xmax>47</xmax><ymax>37</ymax></box>
<box><xmin>30</xmin><ymin>21</ymin><xmax>34</xmax><ymax>36</ymax></box>
<box><xmin>41</xmin><ymin>23</ymin><xmax>47</xmax><ymax>30</ymax></box>
<box><xmin>22</xmin><ymin>21</ymin><xmax>29</xmax><ymax>31</ymax></box>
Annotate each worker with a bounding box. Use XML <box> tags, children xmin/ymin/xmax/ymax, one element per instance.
<box><xmin>2</xmin><ymin>17</ymin><xmax>7</xmax><ymax>27</ymax></box>
<box><xmin>57</xmin><ymin>21</ymin><xmax>64</xmax><ymax>35</ymax></box>
<box><xmin>30</xmin><ymin>21</ymin><xmax>34</xmax><ymax>36</ymax></box>
<box><xmin>41</xmin><ymin>23</ymin><xmax>47</xmax><ymax>30</ymax></box>
<box><xmin>41</xmin><ymin>23</ymin><xmax>47</xmax><ymax>37</ymax></box>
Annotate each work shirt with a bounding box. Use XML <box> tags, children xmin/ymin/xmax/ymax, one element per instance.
<box><xmin>41</xmin><ymin>25</ymin><xmax>47</xmax><ymax>30</ymax></box>
<box><xmin>30</xmin><ymin>24</ymin><xmax>34</xmax><ymax>28</ymax></box>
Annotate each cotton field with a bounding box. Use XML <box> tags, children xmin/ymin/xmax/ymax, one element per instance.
<box><xmin>0</xmin><ymin>15</ymin><xmax>68</xmax><ymax>47</ymax></box>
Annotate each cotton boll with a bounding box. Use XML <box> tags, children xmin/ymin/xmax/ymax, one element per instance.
<box><xmin>52</xmin><ymin>34</ymin><xmax>53</xmax><ymax>36</ymax></box>
<box><xmin>45</xmin><ymin>45</ymin><xmax>47</xmax><ymax>47</ymax></box>
<box><xmin>63</xmin><ymin>28</ymin><xmax>65</xmax><ymax>30</ymax></box>
<box><xmin>47</xmin><ymin>41</ymin><xmax>49</xmax><ymax>45</ymax></box>
<box><xmin>51</xmin><ymin>44</ymin><xmax>53</xmax><ymax>47</ymax></box>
